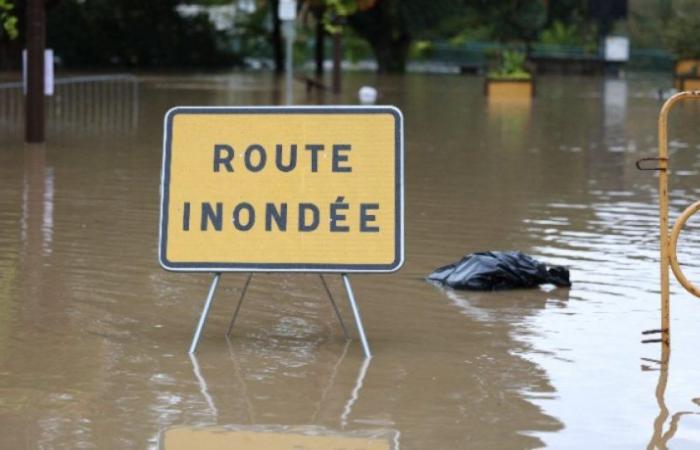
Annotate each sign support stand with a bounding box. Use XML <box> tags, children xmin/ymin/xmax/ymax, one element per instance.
<box><xmin>188</xmin><ymin>272</ymin><xmax>221</xmax><ymax>354</ymax></box>
<box><xmin>342</xmin><ymin>274</ymin><xmax>371</xmax><ymax>358</ymax></box>
<box><xmin>226</xmin><ymin>273</ymin><xmax>254</xmax><ymax>336</ymax></box>
<box><xmin>188</xmin><ymin>273</ymin><xmax>371</xmax><ymax>358</ymax></box>
<box><xmin>320</xmin><ymin>275</ymin><xmax>350</xmax><ymax>340</ymax></box>
<box><xmin>163</xmin><ymin>107</ymin><xmax>402</xmax><ymax>359</ymax></box>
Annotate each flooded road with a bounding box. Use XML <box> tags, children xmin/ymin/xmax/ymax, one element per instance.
<box><xmin>1</xmin><ymin>72</ymin><xmax>700</xmax><ymax>449</ymax></box>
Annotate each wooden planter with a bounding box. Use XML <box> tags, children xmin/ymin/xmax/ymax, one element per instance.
<box><xmin>675</xmin><ymin>77</ymin><xmax>700</xmax><ymax>91</ymax></box>
<box><xmin>674</xmin><ymin>59</ymin><xmax>700</xmax><ymax>90</ymax></box>
<box><xmin>485</xmin><ymin>78</ymin><xmax>534</xmax><ymax>101</ymax></box>
<box><xmin>674</xmin><ymin>59</ymin><xmax>700</xmax><ymax>76</ymax></box>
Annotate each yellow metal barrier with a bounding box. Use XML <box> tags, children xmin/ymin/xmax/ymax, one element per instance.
<box><xmin>641</xmin><ymin>91</ymin><xmax>700</xmax><ymax>346</ymax></box>
<box><xmin>669</xmin><ymin>200</ymin><xmax>700</xmax><ymax>298</ymax></box>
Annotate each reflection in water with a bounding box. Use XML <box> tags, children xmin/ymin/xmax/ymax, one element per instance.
<box><xmin>20</xmin><ymin>143</ymin><xmax>54</xmax><ymax>308</ymax></box>
<box><xmin>433</xmin><ymin>283</ymin><xmax>570</xmax><ymax>324</ymax></box>
<box><xmin>312</xmin><ymin>340</ymin><xmax>351</xmax><ymax>423</ymax></box>
<box><xmin>21</xmin><ymin>144</ymin><xmax>53</xmax><ymax>257</ymax></box>
<box><xmin>603</xmin><ymin>78</ymin><xmax>628</xmax><ymax>129</ymax></box>
<box><xmin>180</xmin><ymin>340</ymin><xmax>395</xmax><ymax>450</ymax></box>
<box><xmin>220</xmin><ymin>338</ymin><xmax>368</xmax><ymax>425</ymax></box>
<box><xmin>487</xmin><ymin>100</ymin><xmax>531</xmax><ymax>148</ymax></box>
<box><xmin>341</xmin><ymin>355</ymin><xmax>371</xmax><ymax>428</ymax></box>
<box><xmin>189</xmin><ymin>353</ymin><xmax>217</xmax><ymax>418</ymax></box>
<box><xmin>647</xmin><ymin>347</ymin><xmax>700</xmax><ymax>450</ymax></box>
<box><xmin>159</xmin><ymin>425</ymin><xmax>396</xmax><ymax>450</ymax></box>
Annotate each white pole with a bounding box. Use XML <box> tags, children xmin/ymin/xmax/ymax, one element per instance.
<box><xmin>283</xmin><ymin>21</ymin><xmax>295</xmax><ymax>105</ymax></box>
<box><xmin>278</xmin><ymin>0</ymin><xmax>296</xmax><ymax>105</ymax></box>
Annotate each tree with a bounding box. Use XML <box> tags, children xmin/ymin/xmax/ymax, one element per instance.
<box><xmin>304</xmin><ymin>0</ymin><xmax>327</xmax><ymax>77</ymax></box>
<box><xmin>664</xmin><ymin>0</ymin><xmax>700</xmax><ymax>58</ymax></box>
<box><xmin>477</xmin><ymin>0</ymin><xmax>547</xmax><ymax>47</ymax></box>
<box><xmin>45</xmin><ymin>0</ymin><xmax>238</xmax><ymax>67</ymax></box>
<box><xmin>197</xmin><ymin>0</ymin><xmax>283</xmax><ymax>73</ymax></box>
<box><xmin>347</xmin><ymin>0</ymin><xmax>464</xmax><ymax>73</ymax></box>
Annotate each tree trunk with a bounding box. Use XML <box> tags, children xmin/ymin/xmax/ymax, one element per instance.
<box><xmin>25</xmin><ymin>0</ymin><xmax>45</xmax><ymax>142</ymax></box>
<box><xmin>313</xmin><ymin>6</ymin><xmax>325</xmax><ymax>77</ymax></box>
<box><xmin>270</xmin><ymin>0</ymin><xmax>283</xmax><ymax>75</ymax></box>
<box><xmin>332</xmin><ymin>31</ymin><xmax>341</xmax><ymax>93</ymax></box>
<box><xmin>370</xmin><ymin>34</ymin><xmax>410</xmax><ymax>73</ymax></box>
<box><xmin>347</xmin><ymin>0</ymin><xmax>411</xmax><ymax>73</ymax></box>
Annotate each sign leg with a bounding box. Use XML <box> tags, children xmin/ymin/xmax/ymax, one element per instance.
<box><xmin>320</xmin><ymin>274</ymin><xmax>350</xmax><ymax>340</ymax></box>
<box><xmin>188</xmin><ymin>272</ymin><xmax>221</xmax><ymax>354</ymax></box>
<box><xmin>341</xmin><ymin>274</ymin><xmax>372</xmax><ymax>358</ymax></box>
<box><xmin>227</xmin><ymin>273</ymin><xmax>253</xmax><ymax>337</ymax></box>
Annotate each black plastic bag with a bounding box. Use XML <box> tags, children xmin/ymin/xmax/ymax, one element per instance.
<box><xmin>427</xmin><ymin>251</ymin><xmax>571</xmax><ymax>290</ymax></box>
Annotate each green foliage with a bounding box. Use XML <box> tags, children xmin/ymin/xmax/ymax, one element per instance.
<box><xmin>482</xmin><ymin>0</ymin><xmax>547</xmax><ymax>44</ymax></box>
<box><xmin>47</xmin><ymin>0</ymin><xmax>240</xmax><ymax>67</ymax></box>
<box><xmin>346</xmin><ymin>0</ymin><xmax>467</xmax><ymax>72</ymax></box>
<box><xmin>342</xmin><ymin>28</ymin><xmax>373</xmax><ymax>62</ymax></box>
<box><xmin>620</xmin><ymin>0</ymin><xmax>667</xmax><ymax>50</ymax></box>
<box><xmin>409</xmin><ymin>40</ymin><xmax>433</xmax><ymax>60</ymax></box>
<box><xmin>488</xmin><ymin>50</ymin><xmax>531</xmax><ymax>80</ymax></box>
<box><xmin>449</xmin><ymin>25</ymin><xmax>494</xmax><ymax>46</ymax></box>
<box><xmin>538</xmin><ymin>19</ymin><xmax>598</xmax><ymax>53</ymax></box>
<box><xmin>0</xmin><ymin>0</ymin><xmax>17</xmax><ymax>40</ymax></box>
<box><xmin>229</xmin><ymin>2</ymin><xmax>276</xmax><ymax>59</ymax></box>
<box><xmin>663</xmin><ymin>0</ymin><xmax>700</xmax><ymax>58</ymax></box>
<box><xmin>539</xmin><ymin>21</ymin><xmax>579</xmax><ymax>46</ymax></box>
<box><xmin>421</xmin><ymin>5</ymin><xmax>494</xmax><ymax>44</ymax></box>
<box><xmin>322</xmin><ymin>0</ymin><xmax>358</xmax><ymax>34</ymax></box>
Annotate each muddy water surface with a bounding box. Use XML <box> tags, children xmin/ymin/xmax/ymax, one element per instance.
<box><xmin>1</xmin><ymin>73</ymin><xmax>700</xmax><ymax>449</ymax></box>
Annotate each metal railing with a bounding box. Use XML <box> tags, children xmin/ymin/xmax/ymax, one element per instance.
<box><xmin>418</xmin><ymin>41</ymin><xmax>675</xmax><ymax>72</ymax></box>
<box><xmin>638</xmin><ymin>91</ymin><xmax>700</xmax><ymax>347</ymax></box>
<box><xmin>0</xmin><ymin>73</ymin><xmax>138</xmax><ymax>133</ymax></box>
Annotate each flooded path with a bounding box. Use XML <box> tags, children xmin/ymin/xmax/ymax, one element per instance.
<box><xmin>1</xmin><ymin>72</ymin><xmax>700</xmax><ymax>448</ymax></box>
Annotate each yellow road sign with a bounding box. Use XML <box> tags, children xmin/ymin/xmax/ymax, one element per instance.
<box><xmin>159</xmin><ymin>106</ymin><xmax>404</xmax><ymax>272</ymax></box>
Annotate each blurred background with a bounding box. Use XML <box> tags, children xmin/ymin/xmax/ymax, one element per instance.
<box><xmin>0</xmin><ymin>0</ymin><xmax>692</xmax><ymax>76</ymax></box>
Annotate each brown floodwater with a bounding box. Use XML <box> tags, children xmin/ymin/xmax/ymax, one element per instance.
<box><xmin>1</xmin><ymin>72</ymin><xmax>700</xmax><ymax>449</ymax></box>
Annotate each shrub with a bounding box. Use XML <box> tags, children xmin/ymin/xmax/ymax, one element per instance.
<box><xmin>488</xmin><ymin>50</ymin><xmax>531</xmax><ymax>80</ymax></box>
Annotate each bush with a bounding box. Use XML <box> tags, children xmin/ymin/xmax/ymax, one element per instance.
<box><xmin>664</xmin><ymin>5</ymin><xmax>700</xmax><ymax>59</ymax></box>
<box><xmin>488</xmin><ymin>50</ymin><xmax>531</xmax><ymax>80</ymax></box>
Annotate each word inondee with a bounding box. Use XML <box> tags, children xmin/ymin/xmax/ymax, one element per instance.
<box><xmin>182</xmin><ymin>198</ymin><xmax>380</xmax><ymax>232</ymax></box>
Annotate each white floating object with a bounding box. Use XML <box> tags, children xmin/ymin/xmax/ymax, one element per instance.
<box><xmin>358</xmin><ymin>86</ymin><xmax>378</xmax><ymax>105</ymax></box>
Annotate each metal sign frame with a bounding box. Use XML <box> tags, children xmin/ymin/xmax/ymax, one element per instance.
<box><xmin>159</xmin><ymin>106</ymin><xmax>405</xmax><ymax>358</ymax></box>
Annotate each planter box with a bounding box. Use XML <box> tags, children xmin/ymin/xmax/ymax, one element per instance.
<box><xmin>674</xmin><ymin>59</ymin><xmax>700</xmax><ymax>76</ymax></box>
<box><xmin>485</xmin><ymin>78</ymin><xmax>534</xmax><ymax>100</ymax></box>
<box><xmin>675</xmin><ymin>77</ymin><xmax>700</xmax><ymax>91</ymax></box>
